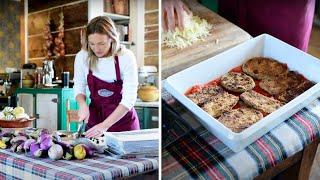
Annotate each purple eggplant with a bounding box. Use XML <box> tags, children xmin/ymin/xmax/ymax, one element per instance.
<box><xmin>40</xmin><ymin>129</ymin><xmax>49</xmax><ymax>136</ymax></box>
<box><xmin>82</xmin><ymin>144</ymin><xmax>95</xmax><ymax>157</ymax></box>
<box><xmin>10</xmin><ymin>136</ymin><xmax>27</xmax><ymax>145</ymax></box>
<box><xmin>0</xmin><ymin>130</ymin><xmax>14</xmax><ymax>138</ymax></box>
<box><xmin>11</xmin><ymin>140</ymin><xmax>25</xmax><ymax>152</ymax></box>
<box><xmin>23</xmin><ymin>139</ymin><xmax>36</xmax><ymax>152</ymax></box>
<box><xmin>51</xmin><ymin>132</ymin><xmax>62</xmax><ymax>143</ymax></box>
<box><xmin>38</xmin><ymin>133</ymin><xmax>50</xmax><ymax>143</ymax></box>
<box><xmin>40</xmin><ymin>136</ymin><xmax>53</xmax><ymax>151</ymax></box>
<box><xmin>16</xmin><ymin>142</ymin><xmax>25</xmax><ymax>153</ymax></box>
<box><xmin>30</xmin><ymin>142</ymin><xmax>42</xmax><ymax>157</ymax></box>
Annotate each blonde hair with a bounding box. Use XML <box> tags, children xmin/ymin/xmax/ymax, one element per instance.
<box><xmin>85</xmin><ymin>16</ymin><xmax>124</xmax><ymax>70</ymax></box>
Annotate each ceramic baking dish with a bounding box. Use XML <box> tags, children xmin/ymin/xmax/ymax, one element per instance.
<box><xmin>164</xmin><ymin>34</ymin><xmax>320</xmax><ymax>152</ymax></box>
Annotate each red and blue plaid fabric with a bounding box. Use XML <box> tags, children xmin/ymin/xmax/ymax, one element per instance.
<box><xmin>162</xmin><ymin>95</ymin><xmax>320</xmax><ymax>180</ymax></box>
<box><xmin>0</xmin><ymin>150</ymin><xmax>158</xmax><ymax>179</ymax></box>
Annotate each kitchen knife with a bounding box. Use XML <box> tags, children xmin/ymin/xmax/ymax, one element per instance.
<box><xmin>77</xmin><ymin>120</ymin><xmax>85</xmax><ymax>138</ymax></box>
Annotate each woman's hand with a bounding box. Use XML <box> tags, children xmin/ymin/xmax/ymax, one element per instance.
<box><xmin>84</xmin><ymin>104</ymin><xmax>129</xmax><ymax>138</ymax></box>
<box><xmin>162</xmin><ymin>0</ymin><xmax>192</xmax><ymax>32</ymax></box>
<box><xmin>84</xmin><ymin>122</ymin><xmax>107</xmax><ymax>138</ymax></box>
<box><xmin>78</xmin><ymin>102</ymin><xmax>90</xmax><ymax>123</ymax></box>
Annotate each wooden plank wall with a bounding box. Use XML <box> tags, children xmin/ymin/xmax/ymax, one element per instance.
<box><xmin>0</xmin><ymin>1</ymin><xmax>23</xmax><ymax>73</ymax></box>
<box><xmin>28</xmin><ymin>0</ymin><xmax>88</xmax><ymax>79</ymax></box>
<box><xmin>144</xmin><ymin>0</ymin><xmax>159</xmax><ymax>68</ymax></box>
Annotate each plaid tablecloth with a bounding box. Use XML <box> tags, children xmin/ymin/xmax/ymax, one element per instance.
<box><xmin>162</xmin><ymin>93</ymin><xmax>320</xmax><ymax>180</ymax></box>
<box><xmin>0</xmin><ymin>150</ymin><xmax>158</xmax><ymax>180</ymax></box>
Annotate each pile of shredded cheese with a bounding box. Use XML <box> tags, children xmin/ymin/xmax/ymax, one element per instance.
<box><xmin>162</xmin><ymin>11</ymin><xmax>212</xmax><ymax>49</ymax></box>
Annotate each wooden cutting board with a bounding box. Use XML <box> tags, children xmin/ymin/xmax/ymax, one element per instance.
<box><xmin>161</xmin><ymin>0</ymin><xmax>252</xmax><ymax>79</ymax></box>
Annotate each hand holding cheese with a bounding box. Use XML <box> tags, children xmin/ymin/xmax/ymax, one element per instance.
<box><xmin>162</xmin><ymin>0</ymin><xmax>192</xmax><ymax>32</ymax></box>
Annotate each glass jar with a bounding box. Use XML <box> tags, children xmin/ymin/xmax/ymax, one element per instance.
<box><xmin>35</xmin><ymin>67</ymin><xmax>44</xmax><ymax>88</ymax></box>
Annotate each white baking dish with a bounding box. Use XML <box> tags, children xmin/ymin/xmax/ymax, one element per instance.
<box><xmin>163</xmin><ymin>34</ymin><xmax>320</xmax><ymax>152</ymax></box>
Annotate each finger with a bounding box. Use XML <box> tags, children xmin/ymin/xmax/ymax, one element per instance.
<box><xmin>176</xmin><ymin>5</ymin><xmax>184</xmax><ymax>30</ymax></box>
<box><xmin>89</xmin><ymin>130</ymin><xmax>102</xmax><ymax>138</ymax></box>
<box><xmin>84</xmin><ymin>129</ymin><xmax>95</xmax><ymax>138</ymax></box>
<box><xmin>182</xmin><ymin>4</ymin><xmax>192</xmax><ymax>16</ymax></box>
<box><xmin>162</xmin><ymin>10</ymin><xmax>168</xmax><ymax>32</ymax></box>
<box><xmin>166</xmin><ymin>6</ymin><xmax>175</xmax><ymax>31</ymax></box>
<box><xmin>84</xmin><ymin>127</ymin><xmax>94</xmax><ymax>136</ymax></box>
<box><xmin>95</xmin><ymin>131</ymin><xmax>103</xmax><ymax>138</ymax></box>
<box><xmin>85</xmin><ymin>127</ymin><xmax>101</xmax><ymax>138</ymax></box>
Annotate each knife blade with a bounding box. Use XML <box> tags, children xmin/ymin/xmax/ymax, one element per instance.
<box><xmin>77</xmin><ymin>120</ymin><xmax>85</xmax><ymax>138</ymax></box>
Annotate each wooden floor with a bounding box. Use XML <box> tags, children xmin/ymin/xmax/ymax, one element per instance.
<box><xmin>308</xmin><ymin>22</ymin><xmax>320</xmax><ymax>180</ymax></box>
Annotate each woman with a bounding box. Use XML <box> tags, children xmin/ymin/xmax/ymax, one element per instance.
<box><xmin>73</xmin><ymin>16</ymin><xmax>140</xmax><ymax>138</ymax></box>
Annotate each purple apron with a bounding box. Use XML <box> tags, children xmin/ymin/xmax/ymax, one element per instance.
<box><xmin>218</xmin><ymin>0</ymin><xmax>315</xmax><ymax>51</ymax></box>
<box><xmin>86</xmin><ymin>56</ymin><xmax>140</xmax><ymax>132</ymax></box>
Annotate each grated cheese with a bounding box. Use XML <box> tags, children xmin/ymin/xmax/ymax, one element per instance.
<box><xmin>162</xmin><ymin>11</ymin><xmax>213</xmax><ymax>49</ymax></box>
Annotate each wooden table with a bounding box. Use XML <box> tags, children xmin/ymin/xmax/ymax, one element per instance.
<box><xmin>161</xmin><ymin>0</ymin><xmax>251</xmax><ymax>79</ymax></box>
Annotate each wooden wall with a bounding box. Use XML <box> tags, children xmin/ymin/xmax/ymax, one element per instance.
<box><xmin>144</xmin><ymin>0</ymin><xmax>159</xmax><ymax>68</ymax></box>
<box><xmin>28</xmin><ymin>0</ymin><xmax>88</xmax><ymax>79</ymax></box>
<box><xmin>0</xmin><ymin>1</ymin><xmax>23</xmax><ymax>73</ymax></box>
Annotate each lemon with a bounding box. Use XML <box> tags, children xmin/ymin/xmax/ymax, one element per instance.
<box><xmin>15</xmin><ymin>113</ymin><xmax>28</xmax><ymax>119</ymax></box>
<box><xmin>12</xmin><ymin>107</ymin><xmax>25</xmax><ymax>116</ymax></box>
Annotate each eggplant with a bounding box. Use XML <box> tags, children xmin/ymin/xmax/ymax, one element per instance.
<box><xmin>82</xmin><ymin>144</ymin><xmax>95</xmax><ymax>157</ymax></box>
<box><xmin>16</xmin><ymin>142</ymin><xmax>25</xmax><ymax>153</ymax></box>
<box><xmin>48</xmin><ymin>144</ymin><xmax>63</xmax><ymax>160</ymax></box>
<box><xmin>1</xmin><ymin>136</ymin><xmax>12</xmax><ymax>144</ymax></box>
<box><xmin>30</xmin><ymin>142</ymin><xmax>42</xmax><ymax>158</ymax></box>
<box><xmin>40</xmin><ymin>136</ymin><xmax>53</xmax><ymax>151</ymax></box>
<box><xmin>29</xmin><ymin>129</ymin><xmax>41</xmax><ymax>139</ymax></box>
<box><xmin>0</xmin><ymin>130</ymin><xmax>14</xmax><ymax>138</ymax></box>
<box><xmin>10</xmin><ymin>136</ymin><xmax>27</xmax><ymax>145</ymax></box>
<box><xmin>51</xmin><ymin>132</ymin><xmax>62</xmax><ymax>143</ymax></box>
<box><xmin>23</xmin><ymin>139</ymin><xmax>36</xmax><ymax>152</ymax></box>
<box><xmin>38</xmin><ymin>133</ymin><xmax>50</xmax><ymax>143</ymax></box>
<box><xmin>40</xmin><ymin>129</ymin><xmax>49</xmax><ymax>136</ymax></box>
<box><xmin>11</xmin><ymin>140</ymin><xmax>25</xmax><ymax>152</ymax></box>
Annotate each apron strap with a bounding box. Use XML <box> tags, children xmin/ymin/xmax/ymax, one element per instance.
<box><xmin>114</xmin><ymin>56</ymin><xmax>121</xmax><ymax>81</ymax></box>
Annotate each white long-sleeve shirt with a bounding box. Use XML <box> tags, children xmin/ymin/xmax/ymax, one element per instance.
<box><xmin>73</xmin><ymin>49</ymin><xmax>138</xmax><ymax>109</ymax></box>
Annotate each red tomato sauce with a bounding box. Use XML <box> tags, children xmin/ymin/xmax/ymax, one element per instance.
<box><xmin>185</xmin><ymin>84</ymin><xmax>203</xmax><ymax>95</ymax></box>
<box><xmin>230</xmin><ymin>66</ymin><xmax>243</xmax><ymax>73</ymax></box>
<box><xmin>185</xmin><ymin>65</ymin><xmax>273</xmax><ymax>98</ymax></box>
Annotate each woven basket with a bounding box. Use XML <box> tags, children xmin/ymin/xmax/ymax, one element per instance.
<box><xmin>0</xmin><ymin>117</ymin><xmax>35</xmax><ymax>128</ymax></box>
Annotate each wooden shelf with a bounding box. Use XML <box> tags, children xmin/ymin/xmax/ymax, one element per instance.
<box><xmin>103</xmin><ymin>12</ymin><xmax>130</xmax><ymax>20</ymax></box>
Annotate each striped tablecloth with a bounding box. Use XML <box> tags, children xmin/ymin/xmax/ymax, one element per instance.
<box><xmin>162</xmin><ymin>94</ymin><xmax>320</xmax><ymax>180</ymax></box>
<box><xmin>0</xmin><ymin>149</ymin><xmax>158</xmax><ymax>180</ymax></box>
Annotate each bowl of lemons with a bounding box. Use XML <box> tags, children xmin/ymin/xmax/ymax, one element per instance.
<box><xmin>0</xmin><ymin>107</ymin><xmax>35</xmax><ymax>128</ymax></box>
